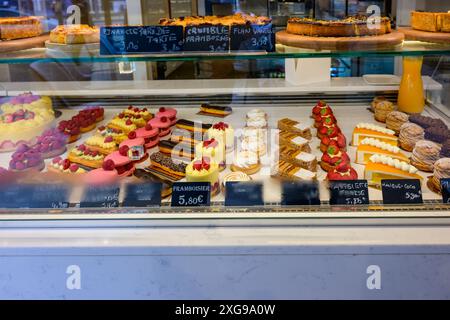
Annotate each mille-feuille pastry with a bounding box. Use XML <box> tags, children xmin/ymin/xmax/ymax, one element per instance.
<box><xmin>410</xmin><ymin>140</ymin><xmax>441</xmax><ymax>172</ymax></box>
<box><xmin>277</xmin><ymin>118</ymin><xmax>312</xmax><ymax>140</ymax></box>
<box><xmin>409</xmin><ymin>114</ymin><xmax>448</xmax><ymax>130</ymax></box>
<box><xmin>365</xmin><ymin>154</ymin><xmax>421</xmax><ymax>188</ymax></box>
<box><xmin>351</xmin><ymin>123</ymin><xmax>397</xmax><ymax>146</ymax></box>
<box><xmin>327</xmin><ymin>162</ymin><xmax>358</xmax><ymax>181</ymax></box>
<box><xmin>199</xmin><ymin>103</ymin><xmax>232</xmax><ymax>117</ymax></box>
<box><xmin>399</xmin><ymin>122</ymin><xmax>425</xmax><ymax>152</ymax></box>
<box><xmin>158</xmin><ymin>140</ymin><xmax>195</xmax><ymax>160</ymax></box>
<box><xmin>440</xmin><ymin>140</ymin><xmax>450</xmax><ymax>158</ymax></box>
<box><xmin>278</xmin><ymin>131</ymin><xmax>311</xmax><ymax>153</ymax></box>
<box><xmin>429</xmin><ymin>158</ymin><xmax>450</xmax><ymax>194</ymax></box>
<box><xmin>320</xmin><ymin>140</ymin><xmax>351</xmax><ymax>172</ymax></box>
<box><xmin>176</xmin><ymin>119</ymin><xmax>212</xmax><ymax>133</ymax></box>
<box><xmin>230</xmin><ymin>151</ymin><xmax>261</xmax><ymax>175</ymax></box>
<box><xmin>246</xmin><ymin>109</ymin><xmax>268</xmax><ymax>129</ymax></box>
<box><xmin>373</xmin><ymin>99</ymin><xmax>395</xmax><ymax>123</ymax></box>
<box><xmin>425</xmin><ymin>126</ymin><xmax>449</xmax><ymax>144</ymax></box>
<box><xmin>356</xmin><ymin>138</ymin><xmax>409</xmax><ymax>165</ymax></box>
<box><xmin>278</xmin><ymin>145</ymin><xmax>317</xmax><ymax>172</ymax></box>
<box><xmin>149</xmin><ymin>151</ymin><xmax>187</xmax><ymax>179</ymax></box>
<box><xmin>271</xmin><ymin>160</ymin><xmax>317</xmax><ymax>181</ymax></box>
<box><xmin>386</xmin><ymin>111</ymin><xmax>409</xmax><ymax>135</ymax></box>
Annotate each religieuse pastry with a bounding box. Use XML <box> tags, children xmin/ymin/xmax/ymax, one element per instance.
<box><xmin>373</xmin><ymin>99</ymin><xmax>395</xmax><ymax>123</ymax></box>
<box><xmin>149</xmin><ymin>152</ymin><xmax>187</xmax><ymax>179</ymax></box>
<box><xmin>386</xmin><ymin>111</ymin><xmax>409</xmax><ymax>134</ymax></box>
<box><xmin>186</xmin><ymin>156</ymin><xmax>220</xmax><ymax>196</ymax></box>
<box><xmin>104</xmin><ymin>145</ymin><xmax>136</xmax><ymax>177</ymax></box>
<box><xmin>356</xmin><ymin>138</ymin><xmax>409</xmax><ymax>165</ymax></box>
<box><xmin>199</xmin><ymin>104</ymin><xmax>232</xmax><ymax>117</ymax></box>
<box><xmin>286</xmin><ymin>15</ymin><xmax>392</xmax><ymax>37</ymax></box>
<box><xmin>68</xmin><ymin>144</ymin><xmax>105</xmax><ymax>169</ymax></box>
<box><xmin>230</xmin><ymin>151</ymin><xmax>261</xmax><ymax>175</ymax></box>
<box><xmin>277</xmin><ymin>118</ymin><xmax>312</xmax><ymax>140</ymax></box>
<box><xmin>278</xmin><ymin>145</ymin><xmax>317</xmax><ymax>172</ymax></box>
<box><xmin>207</xmin><ymin>122</ymin><xmax>234</xmax><ymax>152</ymax></box>
<box><xmin>429</xmin><ymin>158</ymin><xmax>450</xmax><ymax>193</ymax></box>
<box><xmin>195</xmin><ymin>138</ymin><xmax>225</xmax><ymax>170</ymax></box>
<box><xmin>0</xmin><ymin>16</ymin><xmax>43</xmax><ymax>40</ymax></box>
<box><xmin>351</xmin><ymin>123</ymin><xmax>397</xmax><ymax>146</ymax></box>
<box><xmin>47</xmin><ymin>157</ymin><xmax>86</xmax><ymax>175</ymax></box>
<box><xmin>135</xmin><ymin>123</ymin><xmax>160</xmax><ymax>149</ymax></box>
<box><xmin>8</xmin><ymin>144</ymin><xmax>45</xmax><ymax>172</ymax></box>
<box><xmin>49</xmin><ymin>24</ymin><xmax>100</xmax><ymax>44</ymax></box>
<box><xmin>83</xmin><ymin>160</ymin><xmax>119</xmax><ymax>186</ymax></box>
<box><xmin>327</xmin><ymin>162</ymin><xmax>358</xmax><ymax>181</ymax></box>
<box><xmin>155</xmin><ymin>107</ymin><xmax>177</xmax><ymax>126</ymax></box>
<box><xmin>320</xmin><ymin>140</ymin><xmax>351</xmax><ymax>172</ymax></box>
<box><xmin>176</xmin><ymin>119</ymin><xmax>212</xmax><ymax>133</ymax></box>
<box><xmin>411</xmin><ymin>11</ymin><xmax>450</xmax><ymax>33</ymax></box>
<box><xmin>410</xmin><ymin>140</ymin><xmax>442</xmax><ymax>172</ymax></box>
<box><xmin>271</xmin><ymin>160</ymin><xmax>317</xmax><ymax>181</ymax></box>
<box><xmin>398</xmin><ymin>122</ymin><xmax>425</xmax><ymax>152</ymax></box>
<box><xmin>365</xmin><ymin>154</ymin><xmax>421</xmax><ymax>188</ymax></box>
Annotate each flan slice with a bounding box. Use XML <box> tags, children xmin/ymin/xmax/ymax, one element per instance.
<box><xmin>352</xmin><ymin>123</ymin><xmax>397</xmax><ymax>146</ymax></box>
<box><xmin>364</xmin><ymin>154</ymin><xmax>422</xmax><ymax>187</ymax></box>
<box><xmin>356</xmin><ymin>138</ymin><xmax>409</xmax><ymax>165</ymax></box>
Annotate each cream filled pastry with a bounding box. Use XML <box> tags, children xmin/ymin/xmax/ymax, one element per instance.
<box><xmin>399</xmin><ymin>122</ymin><xmax>425</xmax><ymax>152</ymax></box>
<box><xmin>410</xmin><ymin>140</ymin><xmax>441</xmax><ymax>172</ymax></box>
<box><xmin>431</xmin><ymin>158</ymin><xmax>450</xmax><ymax>193</ymax></box>
<box><xmin>231</xmin><ymin>150</ymin><xmax>260</xmax><ymax>175</ymax></box>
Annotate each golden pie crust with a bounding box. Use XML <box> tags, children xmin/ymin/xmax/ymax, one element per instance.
<box><xmin>0</xmin><ymin>16</ymin><xmax>43</xmax><ymax>40</ymax></box>
<box><xmin>159</xmin><ymin>13</ymin><xmax>271</xmax><ymax>27</ymax></box>
<box><xmin>411</xmin><ymin>11</ymin><xmax>450</xmax><ymax>33</ymax></box>
<box><xmin>49</xmin><ymin>24</ymin><xmax>100</xmax><ymax>44</ymax></box>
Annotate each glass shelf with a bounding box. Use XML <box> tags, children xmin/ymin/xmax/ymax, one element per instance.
<box><xmin>0</xmin><ymin>40</ymin><xmax>449</xmax><ymax>64</ymax></box>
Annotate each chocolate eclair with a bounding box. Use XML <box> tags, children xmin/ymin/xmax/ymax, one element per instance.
<box><xmin>149</xmin><ymin>151</ymin><xmax>187</xmax><ymax>178</ymax></box>
<box><xmin>176</xmin><ymin>119</ymin><xmax>212</xmax><ymax>133</ymax></box>
<box><xmin>158</xmin><ymin>140</ymin><xmax>195</xmax><ymax>160</ymax></box>
<box><xmin>199</xmin><ymin>103</ymin><xmax>232</xmax><ymax>117</ymax></box>
<box><xmin>170</xmin><ymin>128</ymin><xmax>205</xmax><ymax>145</ymax></box>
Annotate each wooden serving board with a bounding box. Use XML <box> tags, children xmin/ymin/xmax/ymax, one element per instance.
<box><xmin>276</xmin><ymin>30</ymin><xmax>404</xmax><ymax>51</ymax></box>
<box><xmin>0</xmin><ymin>34</ymin><xmax>49</xmax><ymax>53</ymax></box>
<box><xmin>398</xmin><ymin>27</ymin><xmax>450</xmax><ymax>44</ymax></box>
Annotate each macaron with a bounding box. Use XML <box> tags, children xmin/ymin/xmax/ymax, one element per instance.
<box><xmin>104</xmin><ymin>145</ymin><xmax>136</xmax><ymax>177</ymax></box>
<box><xmin>148</xmin><ymin>116</ymin><xmax>171</xmax><ymax>137</ymax></box>
<box><xmin>119</xmin><ymin>131</ymin><xmax>148</xmax><ymax>163</ymax></box>
<box><xmin>135</xmin><ymin>123</ymin><xmax>159</xmax><ymax>149</ymax></box>
<box><xmin>156</xmin><ymin>107</ymin><xmax>177</xmax><ymax>126</ymax></box>
<box><xmin>83</xmin><ymin>160</ymin><xmax>119</xmax><ymax>185</ymax></box>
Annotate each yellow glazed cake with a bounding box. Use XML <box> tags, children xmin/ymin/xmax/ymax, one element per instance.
<box><xmin>207</xmin><ymin>122</ymin><xmax>234</xmax><ymax>152</ymax></box>
<box><xmin>356</xmin><ymin>138</ymin><xmax>409</xmax><ymax>165</ymax></box>
<box><xmin>195</xmin><ymin>138</ymin><xmax>225</xmax><ymax>170</ymax></box>
<box><xmin>351</xmin><ymin>123</ymin><xmax>397</xmax><ymax>146</ymax></box>
<box><xmin>186</xmin><ymin>157</ymin><xmax>220</xmax><ymax>196</ymax></box>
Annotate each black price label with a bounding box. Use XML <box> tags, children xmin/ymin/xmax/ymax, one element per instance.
<box><xmin>171</xmin><ymin>182</ymin><xmax>211</xmax><ymax>207</ymax></box>
<box><xmin>184</xmin><ymin>25</ymin><xmax>230</xmax><ymax>52</ymax></box>
<box><xmin>281</xmin><ymin>181</ymin><xmax>320</xmax><ymax>206</ymax></box>
<box><xmin>123</xmin><ymin>183</ymin><xmax>162</xmax><ymax>207</ymax></box>
<box><xmin>80</xmin><ymin>185</ymin><xmax>120</xmax><ymax>208</ymax></box>
<box><xmin>0</xmin><ymin>184</ymin><xmax>70</xmax><ymax>209</ymax></box>
<box><xmin>440</xmin><ymin>178</ymin><xmax>450</xmax><ymax>204</ymax></box>
<box><xmin>225</xmin><ymin>182</ymin><xmax>264</xmax><ymax>207</ymax></box>
<box><xmin>230</xmin><ymin>24</ymin><xmax>275</xmax><ymax>52</ymax></box>
<box><xmin>100</xmin><ymin>26</ymin><xmax>184</xmax><ymax>55</ymax></box>
<box><xmin>381</xmin><ymin>179</ymin><xmax>423</xmax><ymax>205</ymax></box>
<box><xmin>329</xmin><ymin>180</ymin><xmax>369</xmax><ymax>205</ymax></box>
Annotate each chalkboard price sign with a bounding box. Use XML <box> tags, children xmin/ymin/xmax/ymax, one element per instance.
<box><xmin>80</xmin><ymin>185</ymin><xmax>120</xmax><ymax>208</ymax></box>
<box><xmin>225</xmin><ymin>182</ymin><xmax>264</xmax><ymax>207</ymax></box>
<box><xmin>184</xmin><ymin>25</ymin><xmax>230</xmax><ymax>52</ymax></box>
<box><xmin>381</xmin><ymin>179</ymin><xmax>423</xmax><ymax>205</ymax></box>
<box><xmin>281</xmin><ymin>181</ymin><xmax>320</xmax><ymax>206</ymax></box>
<box><xmin>230</xmin><ymin>23</ymin><xmax>275</xmax><ymax>51</ymax></box>
<box><xmin>0</xmin><ymin>184</ymin><xmax>70</xmax><ymax>209</ymax></box>
<box><xmin>122</xmin><ymin>183</ymin><xmax>162</xmax><ymax>208</ymax></box>
<box><xmin>171</xmin><ymin>182</ymin><xmax>211</xmax><ymax>207</ymax></box>
<box><xmin>329</xmin><ymin>180</ymin><xmax>369</xmax><ymax>205</ymax></box>
<box><xmin>100</xmin><ymin>26</ymin><xmax>184</xmax><ymax>55</ymax></box>
<box><xmin>440</xmin><ymin>178</ymin><xmax>450</xmax><ymax>204</ymax></box>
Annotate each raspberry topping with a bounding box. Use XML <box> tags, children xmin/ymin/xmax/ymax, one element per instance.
<box><xmin>128</xmin><ymin>131</ymin><xmax>137</xmax><ymax>139</ymax></box>
<box><xmin>104</xmin><ymin>136</ymin><xmax>114</xmax><ymax>143</ymax></box>
<box><xmin>126</xmin><ymin>119</ymin><xmax>133</xmax><ymax>126</ymax></box>
<box><xmin>145</xmin><ymin>123</ymin><xmax>153</xmax><ymax>131</ymax></box>
<box><xmin>62</xmin><ymin>159</ymin><xmax>71</xmax><ymax>170</ymax></box>
<box><xmin>119</xmin><ymin>145</ymin><xmax>129</xmax><ymax>156</ymax></box>
<box><xmin>102</xmin><ymin>159</ymin><xmax>115</xmax><ymax>171</ymax></box>
<box><xmin>159</xmin><ymin>107</ymin><xmax>166</xmax><ymax>112</ymax></box>
<box><xmin>212</xmin><ymin>122</ymin><xmax>229</xmax><ymax>130</ymax></box>
<box><xmin>160</xmin><ymin>116</ymin><xmax>168</xmax><ymax>123</ymax></box>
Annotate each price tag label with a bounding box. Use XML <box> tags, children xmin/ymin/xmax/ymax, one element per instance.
<box><xmin>230</xmin><ymin>24</ymin><xmax>275</xmax><ymax>52</ymax></box>
<box><xmin>80</xmin><ymin>185</ymin><xmax>120</xmax><ymax>208</ymax></box>
<box><xmin>122</xmin><ymin>183</ymin><xmax>162</xmax><ymax>208</ymax></box>
<box><xmin>281</xmin><ymin>181</ymin><xmax>320</xmax><ymax>206</ymax></box>
<box><xmin>0</xmin><ymin>184</ymin><xmax>70</xmax><ymax>209</ymax></box>
<box><xmin>225</xmin><ymin>182</ymin><xmax>264</xmax><ymax>207</ymax></box>
<box><xmin>171</xmin><ymin>182</ymin><xmax>211</xmax><ymax>207</ymax></box>
<box><xmin>183</xmin><ymin>25</ymin><xmax>230</xmax><ymax>52</ymax></box>
<box><xmin>381</xmin><ymin>179</ymin><xmax>423</xmax><ymax>205</ymax></box>
<box><xmin>329</xmin><ymin>180</ymin><xmax>369</xmax><ymax>205</ymax></box>
<box><xmin>100</xmin><ymin>26</ymin><xmax>184</xmax><ymax>55</ymax></box>
<box><xmin>440</xmin><ymin>178</ymin><xmax>450</xmax><ymax>204</ymax></box>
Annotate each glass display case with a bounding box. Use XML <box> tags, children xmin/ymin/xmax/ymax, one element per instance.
<box><xmin>0</xmin><ymin>0</ymin><xmax>450</xmax><ymax>300</ymax></box>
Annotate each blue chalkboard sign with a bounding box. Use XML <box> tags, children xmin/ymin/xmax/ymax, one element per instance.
<box><xmin>100</xmin><ymin>26</ymin><xmax>184</xmax><ymax>55</ymax></box>
<box><xmin>123</xmin><ymin>183</ymin><xmax>162</xmax><ymax>207</ymax></box>
<box><xmin>282</xmin><ymin>181</ymin><xmax>320</xmax><ymax>206</ymax></box>
<box><xmin>171</xmin><ymin>182</ymin><xmax>211</xmax><ymax>207</ymax></box>
<box><xmin>184</xmin><ymin>25</ymin><xmax>230</xmax><ymax>52</ymax></box>
<box><xmin>225</xmin><ymin>182</ymin><xmax>264</xmax><ymax>207</ymax></box>
<box><xmin>80</xmin><ymin>185</ymin><xmax>120</xmax><ymax>208</ymax></box>
<box><xmin>230</xmin><ymin>24</ymin><xmax>275</xmax><ymax>52</ymax></box>
<box><xmin>440</xmin><ymin>179</ymin><xmax>450</xmax><ymax>204</ymax></box>
<box><xmin>381</xmin><ymin>179</ymin><xmax>423</xmax><ymax>205</ymax></box>
<box><xmin>0</xmin><ymin>184</ymin><xmax>70</xmax><ymax>209</ymax></box>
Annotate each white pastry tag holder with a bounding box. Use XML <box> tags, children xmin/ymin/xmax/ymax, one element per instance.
<box><xmin>128</xmin><ymin>146</ymin><xmax>145</xmax><ymax>161</ymax></box>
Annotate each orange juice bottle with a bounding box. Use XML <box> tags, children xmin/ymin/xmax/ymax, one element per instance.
<box><xmin>397</xmin><ymin>56</ymin><xmax>425</xmax><ymax>114</ymax></box>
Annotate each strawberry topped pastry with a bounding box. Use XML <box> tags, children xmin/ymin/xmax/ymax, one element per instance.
<box><xmin>311</xmin><ymin>100</ymin><xmax>333</xmax><ymax>118</ymax></box>
<box><xmin>80</xmin><ymin>107</ymin><xmax>104</xmax><ymax>123</ymax></box>
<box><xmin>319</xmin><ymin>131</ymin><xmax>347</xmax><ymax>153</ymax></box>
<box><xmin>149</xmin><ymin>116</ymin><xmax>172</xmax><ymax>137</ymax></box>
<box><xmin>320</xmin><ymin>140</ymin><xmax>351</xmax><ymax>172</ymax></box>
<box><xmin>327</xmin><ymin>162</ymin><xmax>358</xmax><ymax>181</ymax></box>
<box><xmin>195</xmin><ymin>138</ymin><xmax>225</xmax><ymax>170</ymax></box>
<box><xmin>71</xmin><ymin>110</ymin><xmax>98</xmax><ymax>133</ymax></box>
<box><xmin>315</xmin><ymin>111</ymin><xmax>337</xmax><ymax>130</ymax></box>
<box><xmin>104</xmin><ymin>145</ymin><xmax>136</xmax><ymax>177</ymax></box>
<box><xmin>9</xmin><ymin>144</ymin><xmax>45</xmax><ymax>172</ymax></box>
<box><xmin>317</xmin><ymin>118</ymin><xmax>340</xmax><ymax>139</ymax></box>
<box><xmin>156</xmin><ymin>107</ymin><xmax>177</xmax><ymax>126</ymax></box>
<box><xmin>119</xmin><ymin>131</ymin><xmax>148</xmax><ymax>163</ymax></box>
<box><xmin>57</xmin><ymin>119</ymin><xmax>81</xmax><ymax>143</ymax></box>
<box><xmin>97</xmin><ymin>125</ymin><xmax>128</xmax><ymax>144</ymax></box>
<box><xmin>83</xmin><ymin>159</ymin><xmax>119</xmax><ymax>186</ymax></box>
<box><xmin>108</xmin><ymin>117</ymin><xmax>137</xmax><ymax>134</ymax></box>
<box><xmin>33</xmin><ymin>128</ymin><xmax>68</xmax><ymax>159</ymax></box>
<box><xmin>136</xmin><ymin>123</ymin><xmax>159</xmax><ymax>149</ymax></box>
<box><xmin>68</xmin><ymin>144</ymin><xmax>105</xmax><ymax>169</ymax></box>
<box><xmin>85</xmin><ymin>134</ymin><xmax>118</xmax><ymax>155</ymax></box>
<box><xmin>207</xmin><ymin>122</ymin><xmax>234</xmax><ymax>152</ymax></box>
<box><xmin>186</xmin><ymin>156</ymin><xmax>220</xmax><ymax>196</ymax></box>
<box><xmin>48</xmin><ymin>157</ymin><xmax>86</xmax><ymax>175</ymax></box>
<box><xmin>123</xmin><ymin>105</ymin><xmax>153</xmax><ymax>121</ymax></box>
